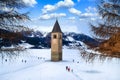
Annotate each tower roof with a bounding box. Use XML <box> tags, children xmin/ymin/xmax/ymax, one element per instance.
<box><xmin>52</xmin><ymin>20</ymin><xmax>62</xmax><ymax>33</ymax></box>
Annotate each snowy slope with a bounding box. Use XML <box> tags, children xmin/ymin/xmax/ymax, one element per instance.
<box><xmin>0</xmin><ymin>49</ymin><xmax>120</xmax><ymax>80</ymax></box>
<box><xmin>67</xmin><ymin>36</ymin><xmax>75</xmax><ymax>41</ymax></box>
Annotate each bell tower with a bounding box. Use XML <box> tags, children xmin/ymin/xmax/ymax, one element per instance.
<box><xmin>51</xmin><ymin>20</ymin><xmax>62</xmax><ymax>61</ymax></box>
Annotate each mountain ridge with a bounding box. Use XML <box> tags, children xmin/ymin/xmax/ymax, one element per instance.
<box><xmin>0</xmin><ymin>29</ymin><xmax>100</xmax><ymax>49</ymax></box>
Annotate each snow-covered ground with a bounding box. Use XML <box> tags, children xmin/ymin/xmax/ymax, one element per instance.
<box><xmin>0</xmin><ymin>49</ymin><xmax>120</xmax><ymax>80</ymax></box>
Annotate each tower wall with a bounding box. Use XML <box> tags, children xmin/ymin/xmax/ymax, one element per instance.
<box><xmin>51</xmin><ymin>32</ymin><xmax>62</xmax><ymax>61</ymax></box>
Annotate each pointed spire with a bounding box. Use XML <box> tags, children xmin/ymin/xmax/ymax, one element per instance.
<box><xmin>52</xmin><ymin>20</ymin><xmax>62</xmax><ymax>33</ymax></box>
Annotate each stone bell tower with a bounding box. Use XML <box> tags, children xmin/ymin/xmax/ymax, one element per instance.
<box><xmin>51</xmin><ymin>20</ymin><xmax>62</xmax><ymax>61</ymax></box>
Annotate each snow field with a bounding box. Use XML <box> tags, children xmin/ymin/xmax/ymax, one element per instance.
<box><xmin>0</xmin><ymin>49</ymin><xmax>120</xmax><ymax>80</ymax></box>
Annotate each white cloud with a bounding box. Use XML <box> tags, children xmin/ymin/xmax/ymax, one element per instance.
<box><xmin>42</xmin><ymin>0</ymin><xmax>74</xmax><ymax>14</ymax></box>
<box><xmin>80</xmin><ymin>13</ymin><xmax>98</xmax><ymax>18</ymax></box>
<box><xmin>77</xmin><ymin>0</ymin><xmax>80</xmax><ymax>2</ymax></box>
<box><xmin>78</xmin><ymin>6</ymin><xmax>99</xmax><ymax>20</ymax></box>
<box><xmin>68</xmin><ymin>7</ymin><xmax>98</xmax><ymax>19</ymax></box>
<box><xmin>68</xmin><ymin>17</ymin><xmax>76</xmax><ymax>20</ymax></box>
<box><xmin>69</xmin><ymin>8</ymin><xmax>81</xmax><ymax>16</ymax></box>
<box><xmin>85</xmin><ymin>6</ymin><xmax>97</xmax><ymax>13</ymax></box>
<box><xmin>79</xmin><ymin>12</ymin><xmax>98</xmax><ymax>21</ymax></box>
<box><xmin>22</xmin><ymin>0</ymin><xmax>37</xmax><ymax>7</ymax></box>
<box><xmin>39</xmin><ymin>13</ymin><xmax>66</xmax><ymax>20</ymax></box>
<box><xmin>42</xmin><ymin>5</ymin><xmax>56</xmax><ymax>13</ymax></box>
<box><xmin>57</xmin><ymin>0</ymin><xmax>74</xmax><ymax>8</ymax></box>
<box><xmin>67</xmin><ymin>7</ymin><xmax>99</xmax><ymax>21</ymax></box>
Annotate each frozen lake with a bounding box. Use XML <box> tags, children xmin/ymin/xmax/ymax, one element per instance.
<box><xmin>0</xmin><ymin>49</ymin><xmax>120</xmax><ymax>80</ymax></box>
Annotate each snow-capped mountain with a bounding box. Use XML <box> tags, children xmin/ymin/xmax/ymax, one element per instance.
<box><xmin>0</xmin><ymin>29</ymin><xmax>100</xmax><ymax>49</ymax></box>
<box><xmin>20</xmin><ymin>31</ymin><xmax>100</xmax><ymax>49</ymax></box>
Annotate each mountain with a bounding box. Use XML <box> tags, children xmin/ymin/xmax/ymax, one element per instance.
<box><xmin>0</xmin><ymin>29</ymin><xmax>100</xmax><ymax>49</ymax></box>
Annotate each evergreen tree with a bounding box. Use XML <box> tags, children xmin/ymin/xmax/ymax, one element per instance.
<box><xmin>0</xmin><ymin>0</ymin><xmax>35</xmax><ymax>48</ymax></box>
<box><xmin>91</xmin><ymin>0</ymin><xmax>120</xmax><ymax>38</ymax></box>
<box><xmin>0</xmin><ymin>0</ymin><xmax>30</xmax><ymax>32</ymax></box>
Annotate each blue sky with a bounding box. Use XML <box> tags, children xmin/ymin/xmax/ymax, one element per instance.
<box><xmin>22</xmin><ymin>0</ymin><xmax>100</xmax><ymax>36</ymax></box>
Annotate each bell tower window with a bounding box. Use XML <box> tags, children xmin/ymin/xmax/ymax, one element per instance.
<box><xmin>59</xmin><ymin>35</ymin><xmax>61</xmax><ymax>39</ymax></box>
<box><xmin>53</xmin><ymin>35</ymin><xmax>57</xmax><ymax>39</ymax></box>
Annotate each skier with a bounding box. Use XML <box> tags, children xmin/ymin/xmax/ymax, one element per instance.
<box><xmin>66</xmin><ymin>66</ymin><xmax>68</xmax><ymax>70</ymax></box>
<box><xmin>68</xmin><ymin>67</ymin><xmax>70</xmax><ymax>72</ymax></box>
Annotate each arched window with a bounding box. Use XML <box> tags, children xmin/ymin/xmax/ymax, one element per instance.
<box><xmin>53</xmin><ymin>35</ymin><xmax>57</xmax><ymax>39</ymax></box>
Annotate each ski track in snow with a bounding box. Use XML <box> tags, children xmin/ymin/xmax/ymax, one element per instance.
<box><xmin>0</xmin><ymin>61</ymin><xmax>45</xmax><ymax>76</ymax></box>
